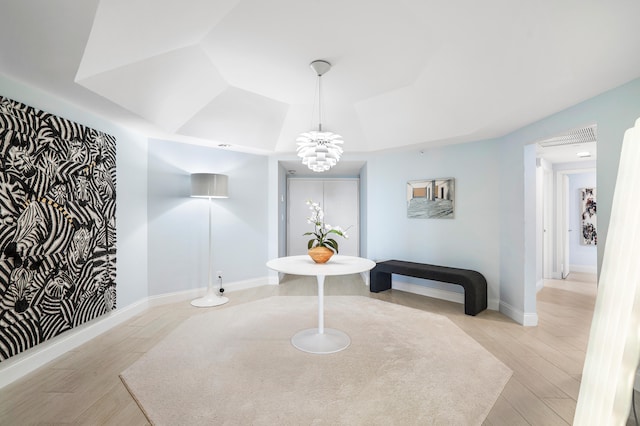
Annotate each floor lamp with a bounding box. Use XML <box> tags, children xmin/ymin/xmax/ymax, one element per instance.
<box><xmin>190</xmin><ymin>173</ymin><xmax>229</xmax><ymax>307</ymax></box>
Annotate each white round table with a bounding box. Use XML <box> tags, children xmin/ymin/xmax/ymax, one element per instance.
<box><xmin>266</xmin><ymin>255</ymin><xmax>376</xmax><ymax>354</ymax></box>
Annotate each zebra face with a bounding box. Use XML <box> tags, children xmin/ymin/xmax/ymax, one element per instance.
<box><xmin>93</xmin><ymin>133</ymin><xmax>107</xmax><ymax>150</ymax></box>
<box><xmin>69</xmin><ymin>226</ymin><xmax>92</xmax><ymax>264</ymax></box>
<box><xmin>74</xmin><ymin>176</ymin><xmax>90</xmax><ymax>205</ymax></box>
<box><xmin>8</xmin><ymin>145</ymin><xmax>37</xmax><ymax>178</ymax></box>
<box><xmin>67</xmin><ymin>138</ymin><xmax>88</xmax><ymax>163</ymax></box>
<box><xmin>0</xmin><ymin>98</ymin><xmax>16</xmax><ymax>115</ymax></box>
<box><xmin>41</xmin><ymin>152</ymin><xmax>60</xmax><ymax>180</ymax></box>
<box><xmin>11</xmin><ymin>202</ymin><xmax>45</xmax><ymax>258</ymax></box>
<box><xmin>8</xmin><ymin>267</ymin><xmax>35</xmax><ymax>313</ymax></box>
<box><xmin>44</xmin><ymin>271</ymin><xmax>74</xmax><ymax>300</ymax></box>
<box><xmin>50</xmin><ymin>184</ymin><xmax>68</xmax><ymax>206</ymax></box>
<box><xmin>9</xmin><ymin>199</ymin><xmax>77</xmax><ymax>262</ymax></box>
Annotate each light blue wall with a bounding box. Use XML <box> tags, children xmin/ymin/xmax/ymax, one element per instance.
<box><xmin>4</xmin><ymin>70</ymin><xmax>640</xmax><ymax>325</ymax></box>
<box><xmin>497</xmin><ymin>77</ymin><xmax>640</xmax><ymax>322</ymax></box>
<box><xmin>0</xmin><ymin>75</ymin><xmax>149</xmax><ymax>309</ymax></box>
<box><xmin>569</xmin><ymin>172</ymin><xmax>598</xmax><ymax>269</ymax></box>
<box><xmin>364</xmin><ymin>139</ymin><xmax>502</xmax><ymax>305</ymax></box>
<box><xmin>359</xmin><ymin>77</ymin><xmax>640</xmax><ymax>324</ymax></box>
<box><xmin>146</xmin><ymin>139</ymin><xmax>269</xmax><ymax>296</ymax></box>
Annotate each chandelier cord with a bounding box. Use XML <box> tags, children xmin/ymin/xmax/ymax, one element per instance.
<box><xmin>317</xmin><ymin>74</ymin><xmax>323</xmax><ymax>132</ymax></box>
<box><xmin>308</xmin><ymin>74</ymin><xmax>319</xmax><ymax>131</ymax></box>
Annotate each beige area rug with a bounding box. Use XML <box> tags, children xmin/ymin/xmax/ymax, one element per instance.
<box><xmin>120</xmin><ymin>296</ymin><xmax>511</xmax><ymax>425</ymax></box>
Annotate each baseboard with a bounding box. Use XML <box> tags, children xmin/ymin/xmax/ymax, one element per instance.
<box><xmin>391</xmin><ymin>280</ymin><xmax>500</xmax><ymax>311</ymax></box>
<box><xmin>392</xmin><ymin>281</ymin><xmax>464</xmax><ymax>304</ymax></box>
<box><xmin>0</xmin><ymin>298</ymin><xmax>149</xmax><ymax>389</ymax></box>
<box><xmin>569</xmin><ymin>264</ymin><xmax>598</xmax><ymax>274</ymax></box>
<box><xmin>499</xmin><ymin>300</ymin><xmax>538</xmax><ymax>326</ymax></box>
<box><xmin>147</xmin><ymin>277</ymin><xmax>274</xmax><ymax>307</ymax></box>
<box><xmin>227</xmin><ymin>276</ymin><xmax>275</xmax><ymax>291</ymax></box>
<box><xmin>536</xmin><ymin>279</ymin><xmax>545</xmax><ymax>293</ymax></box>
<box><xmin>268</xmin><ymin>272</ymin><xmax>281</xmax><ymax>285</ymax></box>
<box><xmin>392</xmin><ymin>278</ymin><xmax>556</xmax><ymax>326</ymax></box>
<box><xmin>0</xmin><ymin>275</ymin><xmax>271</xmax><ymax>389</ymax></box>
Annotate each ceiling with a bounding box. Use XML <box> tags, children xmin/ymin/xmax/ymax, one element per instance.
<box><xmin>536</xmin><ymin>124</ymin><xmax>598</xmax><ymax>165</ymax></box>
<box><xmin>537</xmin><ymin>140</ymin><xmax>597</xmax><ymax>165</ymax></box>
<box><xmin>1</xmin><ymin>1</ymin><xmax>639</xmax><ymax>161</ymax></box>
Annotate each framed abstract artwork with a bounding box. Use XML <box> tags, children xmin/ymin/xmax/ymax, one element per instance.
<box><xmin>581</xmin><ymin>187</ymin><xmax>597</xmax><ymax>245</ymax></box>
<box><xmin>407</xmin><ymin>178</ymin><xmax>455</xmax><ymax>219</ymax></box>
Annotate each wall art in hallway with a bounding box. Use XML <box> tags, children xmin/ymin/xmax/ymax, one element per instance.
<box><xmin>581</xmin><ymin>187</ymin><xmax>597</xmax><ymax>245</ymax></box>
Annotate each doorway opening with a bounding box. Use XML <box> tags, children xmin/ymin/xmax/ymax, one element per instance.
<box><xmin>535</xmin><ymin>124</ymin><xmax>598</xmax><ymax>286</ymax></box>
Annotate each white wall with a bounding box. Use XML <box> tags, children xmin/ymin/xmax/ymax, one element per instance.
<box><xmin>147</xmin><ymin>139</ymin><xmax>270</xmax><ymax>296</ymax></box>
<box><xmin>569</xmin><ymin>171</ymin><xmax>598</xmax><ymax>272</ymax></box>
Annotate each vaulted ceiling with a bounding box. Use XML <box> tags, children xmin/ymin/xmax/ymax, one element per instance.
<box><xmin>1</xmin><ymin>0</ymin><xmax>639</xmax><ymax>156</ymax></box>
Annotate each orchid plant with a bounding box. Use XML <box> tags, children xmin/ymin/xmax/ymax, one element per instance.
<box><xmin>304</xmin><ymin>200</ymin><xmax>349</xmax><ymax>253</ymax></box>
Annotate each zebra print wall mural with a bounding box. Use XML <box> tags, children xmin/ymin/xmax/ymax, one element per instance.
<box><xmin>0</xmin><ymin>95</ymin><xmax>117</xmax><ymax>361</ymax></box>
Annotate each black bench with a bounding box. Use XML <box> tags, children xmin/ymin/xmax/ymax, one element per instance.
<box><xmin>369</xmin><ymin>260</ymin><xmax>488</xmax><ymax>316</ymax></box>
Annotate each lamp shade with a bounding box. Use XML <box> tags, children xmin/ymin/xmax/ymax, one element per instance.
<box><xmin>190</xmin><ymin>173</ymin><xmax>229</xmax><ymax>198</ymax></box>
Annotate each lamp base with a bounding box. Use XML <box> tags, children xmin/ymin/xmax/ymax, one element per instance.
<box><xmin>190</xmin><ymin>290</ymin><xmax>229</xmax><ymax>308</ymax></box>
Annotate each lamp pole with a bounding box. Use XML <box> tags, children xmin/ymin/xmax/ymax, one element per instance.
<box><xmin>190</xmin><ymin>193</ymin><xmax>229</xmax><ymax>307</ymax></box>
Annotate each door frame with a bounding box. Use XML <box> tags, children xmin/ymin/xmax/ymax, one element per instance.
<box><xmin>554</xmin><ymin>167</ymin><xmax>597</xmax><ymax>279</ymax></box>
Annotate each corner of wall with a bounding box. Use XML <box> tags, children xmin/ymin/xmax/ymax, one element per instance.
<box><xmin>499</xmin><ymin>300</ymin><xmax>538</xmax><ymax>326</ymax></box>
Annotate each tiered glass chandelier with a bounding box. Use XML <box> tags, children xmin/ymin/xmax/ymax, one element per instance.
<box><xmin>296</xmin><ymin>60</ymin><xmax>344</xmax><ymax>172</ymax></box>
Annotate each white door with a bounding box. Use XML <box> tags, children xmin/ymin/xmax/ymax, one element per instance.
<box><xmin>287</xmin><ymin>179</ymin><xmax>359</xmax><ymax>256</ymax></box>
<box><xmin>287</xmin><ymin>180</ymin><xmax>324</xmax><ymax>256</ymax></box>
<box><xmin>323</xmin><ymin>180</ymin><xmax>359</xmax><ymax>256</ymax></box>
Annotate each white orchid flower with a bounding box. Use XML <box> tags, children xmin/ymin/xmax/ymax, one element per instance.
<box><xmin>303</xmin><ymin>199</ymin><xmax>348</xmax><ymax>254</ymax></box>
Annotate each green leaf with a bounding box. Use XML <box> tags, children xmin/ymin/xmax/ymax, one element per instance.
<box><xmin>307</xmin><ymin>239</ymin><xmax>315</xmax><ymax>249</ymax></box>
<box><xmin>325</xmin><ymin>239</ymin><xmax>339</xmax><ymax>253</ymax></box>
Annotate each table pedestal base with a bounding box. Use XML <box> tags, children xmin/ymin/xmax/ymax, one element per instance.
<box><xmin>291</xmin><ymin>328</ymin><xmax>351</xmax><ymax>354</ymax></box>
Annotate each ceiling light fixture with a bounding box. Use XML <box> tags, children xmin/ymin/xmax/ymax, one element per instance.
<box><xmin>296</xmin><ymin>60</ymin><xmax>344</xmax><ymax>172</ymax></box>
<box><xmin>577</xmin><ymin>151</ymin><xmax>591</xmax><ymax>158</ymax></box>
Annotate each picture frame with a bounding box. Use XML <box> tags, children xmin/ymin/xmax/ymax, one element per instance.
<box><xmin>407</xmin><ymin>178</ymin><xmax>455</xmax><ymax>219</ymax></box>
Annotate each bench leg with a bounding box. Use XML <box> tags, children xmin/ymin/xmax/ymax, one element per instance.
<box><xmin>463</xmin><ymin>290</ymin><xmax>487</xmax><ymax>316</ymax></box>
<box><xmin>370</xmin><ymin>271</ymin><xmax>392</xmax><ymax>292</ymax></box>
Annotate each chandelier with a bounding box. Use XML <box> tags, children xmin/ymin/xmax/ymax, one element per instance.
<box><xmin>296</xmin><ymin>60</ymin><xmax>344</xmax><ymax>172</ymax></box>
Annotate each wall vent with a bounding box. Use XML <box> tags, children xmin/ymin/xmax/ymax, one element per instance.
<box><xmin>538</xmin><ymin>125</ymin><xmax>597</xmax><ymax>147</ymax></box>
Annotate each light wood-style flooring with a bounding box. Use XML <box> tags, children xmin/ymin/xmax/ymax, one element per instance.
<box><xmin>0</xmin><ymin>272</ymin><xmax>635</xmax><ymax>425</ymax></box>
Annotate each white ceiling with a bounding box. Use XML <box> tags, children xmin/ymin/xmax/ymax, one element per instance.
<box><xmin>536</xmin><ymin>123</ymin><xmax>598</xmax><ymax>165</ymax></box>
<box><xmin>1</xmin><ymin>0</ymin><xmax>639</xmax><ymax>158</ymax></box>
<box><xmin>537</xmin><ymin>140</ymin><xmax>597</xmax><ymax>165</ymax></box>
